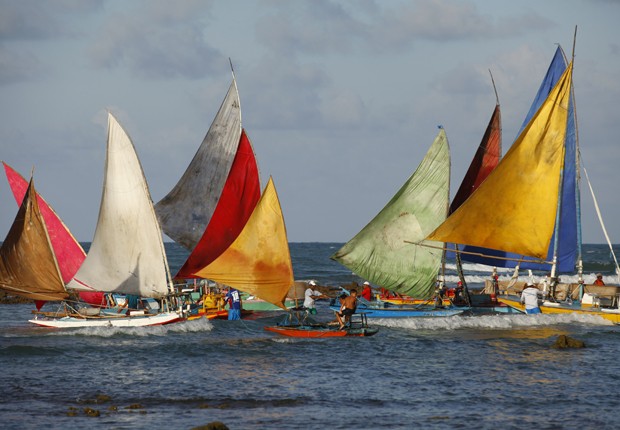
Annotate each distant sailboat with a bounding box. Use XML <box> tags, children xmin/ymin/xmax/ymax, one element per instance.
<box><xmin>31</xmin><ymin>113</ymin><xmax>182</xmax><ymax>328</ymax></box>
<box><xmin>330</xmin><ymin>128</ymin><xmax>464</xmax><ymax>318</ymax></box>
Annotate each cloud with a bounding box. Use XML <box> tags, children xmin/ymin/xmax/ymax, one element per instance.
<box><xmin>0</xmin><ymin>45</ymin><xmax>43</xmax><ymax>85</ymax></box>
<box><xmin>88</xmin><ymin>0</ymin><xmax>224</xmax><ymax>79</ymax></box>
<box><xmin>255</xmin><ymin>0</ymin><xmax>554</xmax><ymax>57</ymax></box>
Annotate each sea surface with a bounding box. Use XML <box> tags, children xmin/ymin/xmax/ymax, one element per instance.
<box><xmin>1</xmin><ymin>242</ymin><xmax>620</xmax><ymax>430</ymax></box>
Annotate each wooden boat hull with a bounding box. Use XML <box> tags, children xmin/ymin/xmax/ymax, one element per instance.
<box><xmin>498</xmin><ymin>296</ymin><xmax>620</xmax><ymax>324</ymax></box>
<box><xmin>264</xmin><ymin>325</ymin><xmax>378</xmax><ymax>338</ymax></box>
<box><xmin>29</xmin><ymin>312</ymin><xmax>183</xmax><ymax>328</ymax></box>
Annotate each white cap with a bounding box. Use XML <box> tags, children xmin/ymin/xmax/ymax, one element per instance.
<box><xmin>363</xmin><ymin>281</ymin><xmax>370</xmax><ymax>285</ymax></box>
<box><xmin>309</xmin><ymin>280</ymin><xmax>316</xmax><ymax>286</ymax></box>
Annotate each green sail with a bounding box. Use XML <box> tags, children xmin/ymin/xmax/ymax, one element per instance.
<box><xmin>332</xmin><ymin>128</ymin><xmax>450</xmax><ymax>298</ymax></box>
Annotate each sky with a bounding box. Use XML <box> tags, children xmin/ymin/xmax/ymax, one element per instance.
<box><xmin>1</xmin><ymin>0</ymin><xmax>619</xmax><ymax>245</ymax></box>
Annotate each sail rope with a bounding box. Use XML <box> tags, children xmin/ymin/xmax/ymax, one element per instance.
<box><xmin>582</xmin><ymin>165</ymin><xmax>620</xmax><ymax>281</ymax></box>
<box><xmin>407</xmin><ymin>241</ymin><xmax>550</xmax><ymax>265</ymax></box>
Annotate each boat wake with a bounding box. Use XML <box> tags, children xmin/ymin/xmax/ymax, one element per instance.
<box><xmin>370</xmin><ymin>312</ymin><xmax>613</xmax><ymax>330</ymax></box>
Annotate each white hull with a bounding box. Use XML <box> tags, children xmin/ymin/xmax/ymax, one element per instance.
<box><xmin>29</xmin><ymin>312</ymin><xmax>182</xmax><ymax>328</ymax></box>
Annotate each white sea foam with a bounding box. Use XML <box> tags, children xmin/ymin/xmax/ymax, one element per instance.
<box><xmin>370</xmin><ymin>312</ymin><xmax>612</xmax><ymax>331</ymax></box>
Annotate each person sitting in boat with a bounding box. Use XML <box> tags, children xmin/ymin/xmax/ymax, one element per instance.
<box><xmin>361</xmin><ymin>281</ymin><xmax>373</xmax><ymax>301</ymax></box>
<box><xmin>336</xmin><ymin>289</ymin><xmax>358</xmax><ymax>330</ymax></box>
<box><xmin>594</xmin><ymin>273</ymin><xmax>605</xmax><ymax>286</ymax></box>
<box><xmin>117</xmin><ymin>294</ymin><xmax>141</xmax><ymax>315</ymax></box>
<box><xmin>303</xmin><ymin>281</ymin><xmax>328</xmax><ymax>315</ymax></box>
<box><xmin>223</xmin><ymin>287</ymin><xmax>242</xmax><ymax>320</ymax></box>
<box><xmin>520</xmin><ymin>282</ymin><xmax>542</xmax><ymax>314</ymax></box>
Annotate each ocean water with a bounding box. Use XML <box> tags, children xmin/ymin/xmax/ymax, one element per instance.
<box><xmin>1</xmin><ymin>243</ymin><xmax>620</xmax><ymax>430</ymax></box>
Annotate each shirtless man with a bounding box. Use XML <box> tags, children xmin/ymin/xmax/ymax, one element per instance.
<box><xmin>336</xmin><ymin>289</ymin><xmax>358</xmax><ymax>330</ymax></box>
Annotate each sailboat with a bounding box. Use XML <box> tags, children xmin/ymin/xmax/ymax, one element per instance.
<box><xmin>2</xmin><ymin>162</ymin><xmax>104</xmax><ymax>308</ymax></box>
<box><xmin>330</xmin><ymin>128</ymin><xmax>465</xmax><ymax>318</ymax></box>
<box><xmin>29</xmin><ymin>113</ymin><xmax>183</xmax><ymax>328</ymax></box>
<box><xmin>155</xmin><ymin>73</ymin><xmax>297</xmax><ymax>314</ymax></box>
<box><xmin>427</xmin><ymin>35</ymin><xmax>620</xmax><ymax>324</ymax></box>
<box><xmin>0</xmin><ymin>177</ymin><xmax>68</xmax><ymax>303</ymax></box>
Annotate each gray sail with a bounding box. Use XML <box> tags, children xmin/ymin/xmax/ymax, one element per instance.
<box><xmin>155</xmin><ymin>79</ymin><xmax>242</xmax><ymax>250</ymax></box>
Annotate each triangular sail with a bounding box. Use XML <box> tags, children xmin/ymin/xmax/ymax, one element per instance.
<box><xmin>446</xmin><ymin>103</ymin><xmax>502</xmax><ymax>268</ymax></box>
<box><xmin>0</xmin><ymin>178</ymin><xmax>67</xmax><ymax>301</ymax></box>
<box><xmin>450</xmin><ymin>104</ymin><xmax>502</xmax><ymax>213</ymax></box>
<box><xmin>332</xmin><ymin>129</ymin><xmax>451</xmax><ymax>298</ymax></box>
<box><xmin>176</xmin><ymin>129</ymin><xmax>261</xmax><ymax>278</ymax></box>
<box><xmin>427</xmin><ymin>63</ymin><xmax>574</xmax><ymax>259</ymax></box>
<box><xmin>458</xmin><ymin>47</ymin><xmax>578</xmax><ymax>271</ymax></box>
<box><xmin>3</xmin><ymin>162</ymin><xmax>105</xmax><ymax>306</ymax></box>
<box><xmin>193</xmin><ymin>177</ymin><xmax>293</xmax><ymax>309</ymax></box>
<box><xmin>66</xmin><ymin>113</ymin><xmax>170</xmax><ymax>298</ymax></box>
<box><xmin>155</xmin><ymin>79</ymin><xmax>242</xmax><ymax>250</ymax></box>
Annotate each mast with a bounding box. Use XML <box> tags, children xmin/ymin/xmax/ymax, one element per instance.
<box><xmin>570</xmin><ymin>26</ymin><xmax>584</xmax><ymax>290</ymax></box>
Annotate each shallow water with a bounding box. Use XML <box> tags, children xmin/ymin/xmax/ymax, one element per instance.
<box><xmin>1</xmin><ymin>243</ymin><xmax>619</xmax><ymax>429</ymax></box>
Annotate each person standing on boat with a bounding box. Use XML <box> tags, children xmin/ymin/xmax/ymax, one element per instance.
<box><xmin>361</xmin><ymin>282</ymin><xmax>373</xmax><ymax>301</ymax></box>
<box><xmin>520</xmin><ymin>282</ymin><xmax>542</xmax><ymax>314</ymax></box>
<box><xmin>223</xmin><ymin>287</ymin><xmax>242</xmax><ymax>320</ymax></box>
<box><xmin>594</xmin><ymin>273</ymin><xmax>605</xmax><ymax>286</ymax></box>
<box><xmin>303</xmin><ymin>281</ymin><xmax>328</xmax><ymax>315</ymax></box>
<box><xmin>336</xmin><ymin>289</ymin><xmax>358</xmax><ymax>330</ymax></box>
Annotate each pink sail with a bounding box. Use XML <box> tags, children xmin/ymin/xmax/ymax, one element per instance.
<box><xmin>3</xmin><ymin>162</ymin><xmax>105</xmax><ymax>307</ymax></box>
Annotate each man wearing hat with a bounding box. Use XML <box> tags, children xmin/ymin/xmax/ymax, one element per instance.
<box><xmin>520</xmin><ymin>282</ymin><xmax>542</xmax><ymax>314</ymax></box>
<box><xmin>303</xmin><ymin>281</ymin><xmax>328</xmax><ymax>315</ymax></box>
<box><xmin>361</xmin><ymin>281</ymin><xmax>373</xmax><ymax>301</ymax></box>
<box><xmin>594</xmin><ymin>273</ymin><xmax>605</xmax><ymax>286</ymax></box>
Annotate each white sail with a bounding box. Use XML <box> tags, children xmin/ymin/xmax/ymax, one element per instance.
<box><xmin>67</xmin><ymin>113</ymin><xmax>170</xmax><ymax>298</ymax></box>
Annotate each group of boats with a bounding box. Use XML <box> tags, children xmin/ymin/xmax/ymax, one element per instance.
<box><xmin>1</xmin><ymin>29</ymin><xmax>619</xmax><ymax>336</ymax></box>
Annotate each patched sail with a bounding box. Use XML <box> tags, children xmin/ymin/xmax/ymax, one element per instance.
<box><xmin>332</xmin><ymin>128</ymin><xmax>451</xmax><ymax>298</ymax></box>
<box><xmin>0</xmin><ymin>178</ymin><xmax>67</xmax><ymax>301</ymax></box>
<box><xmin>155</xmin><ymin>79</ymin><xmax>242</xmax><ymax>250</ymax></box>
<box><xmin>193</xmin><ymin>177</ymin><xmax>293</xmax><ymax>309</ymax></box>
<box><xmin>177</xmin><ymin>129</ymin><xmax>261</xmax><ymax>278</ymax></box>
<box><xmin>66</xmin><ymin>113</ymin><xmax>170</xmax><ymax>298</ymax></box>
<box><xmin>427</xmin><ymin>63</ymin><xmax>574</xmax><ymax>259</ymax></box>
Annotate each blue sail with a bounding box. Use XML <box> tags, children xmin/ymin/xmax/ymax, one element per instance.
<box><xmin>459</xmin><ymin>46</ymin><xmax>577</xmax><ymax>273</ymax></box>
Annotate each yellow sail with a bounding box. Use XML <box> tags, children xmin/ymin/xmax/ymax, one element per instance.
<box><xmin>427</xmin><ymin>63</ymin><xmax>573</xmax><ymax>259</ymax></box>
<box><xmin>193</xmin><ymin>177</ymin><xmax>293</xmax><ymax>309</ymax></box>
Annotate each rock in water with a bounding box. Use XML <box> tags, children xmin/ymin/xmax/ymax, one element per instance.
<box><xmin>553</xmin><ymin>334</ymin><xmax>585</xmax><ymax>349</ymax></box>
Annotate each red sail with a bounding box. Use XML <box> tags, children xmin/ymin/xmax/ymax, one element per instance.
<box><xmin>176</xmin><ymin>129</ymin><xmax>261</xmax><ymax>278</ymax></box>
<box><xmin>449</xmin><ymin>104</ymin><xmax>502</xmax><ymax>214</ymax></box>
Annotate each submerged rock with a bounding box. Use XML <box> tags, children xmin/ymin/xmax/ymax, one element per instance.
<box><xmin>191</xmin><ymin>422</ymin><xmax>229</xmax><ymax>430</ymax></box>
<box><xmin>83</xmin><ymin>407</ymin><xmax>100</xmax><ymax>417</ymax></box>
<box><xmin>553</xmin><ymin>334</ymin><xmax>585</xmax><ymax>349</ymax></box>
